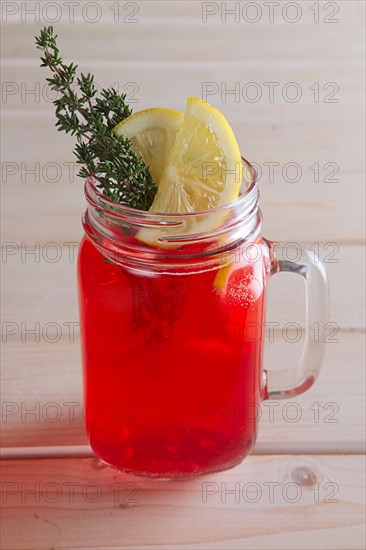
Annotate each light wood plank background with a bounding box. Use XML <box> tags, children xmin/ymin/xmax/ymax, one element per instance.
<box><xmin>1</xmin><ymin>455</ymin><xmax>365</xmax><ymax>550</ymax></box>
<box><xmin>1</xmin><ymin>1</ymin><xmax>365</xmax><ymax>548</ymax></box>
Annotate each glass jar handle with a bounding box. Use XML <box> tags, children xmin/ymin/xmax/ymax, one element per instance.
<box><xmin>264</xmin><ymin>241</ymin><xmax>329</xmax><ymax>400</ymax></box>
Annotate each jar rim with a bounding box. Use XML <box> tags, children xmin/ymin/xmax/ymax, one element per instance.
<box><xmin>83</xmin><ymin>156</ymin><xmax>261</xmax><ymax>271</ymax></box>
<box><xmin>85</xmin><ymin>157</ymin><xmax>258</xmax><ymax>220</ymax></box>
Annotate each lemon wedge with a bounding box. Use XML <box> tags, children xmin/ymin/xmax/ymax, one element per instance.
<box><xmin>114</xmin><ymin>107</ymin><xmax>183</xmax><ymax>184</ymax></box>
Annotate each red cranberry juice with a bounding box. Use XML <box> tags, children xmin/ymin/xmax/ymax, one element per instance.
<box><xmin>78</xmin><ymin>236</ymin><xmax>268</xmax><ymax>477</ymax></box>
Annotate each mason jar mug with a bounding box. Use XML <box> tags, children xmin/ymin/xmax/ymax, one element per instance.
<box><xmin>78</xmin><ymin>159</ymin><xmax>328</xmax><ymax>478</ymax></box>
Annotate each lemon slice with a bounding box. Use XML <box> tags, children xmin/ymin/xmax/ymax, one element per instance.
<box><xmin>150</xmin><ymin>97</ymin><xmax>242</xmax><ymax>213</ymax></box>
<box><xmin>114</xmin><ymin>108</ymin><xmax>183</xmax><ymax>184</ymax></box>
<box><xmin>114</xmin><ymin>98</ymin><xmax>243</xmax><ymax>245</ymax></box>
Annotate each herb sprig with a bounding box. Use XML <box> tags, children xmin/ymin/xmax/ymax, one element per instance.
<box><xmin>35</xmin><ymin>26</ymin><xmax>157</xmax><ymax>210</ymax></box>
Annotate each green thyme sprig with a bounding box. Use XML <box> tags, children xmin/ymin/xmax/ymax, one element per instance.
<box><xmin>35</xmin><ymin>26</ymin><xmax>157</xmax><ymax>210</ymax></box>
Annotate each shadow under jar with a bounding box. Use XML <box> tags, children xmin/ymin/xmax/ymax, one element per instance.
<box><xmin>78</xmin><ymin>159</ymin><xmax>328</xmax><ymax>479</ymax></box>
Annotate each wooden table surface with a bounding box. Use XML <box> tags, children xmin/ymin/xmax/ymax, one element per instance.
<box><xmin>1</xmin><ymin>1</ymin><xmax>365</xmax><ymax>549</ymax></box>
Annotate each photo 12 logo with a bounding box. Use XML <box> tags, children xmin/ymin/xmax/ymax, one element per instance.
<box><xmin>201</xmin><ymin>2</ymin><xmax>340</xmax><ymax>24</ymax></box>
<box><xmin>1</xmin><ymin>399</ymin><xmax>141</xmax><ymax>425</ymax></box>
<box><xmin>1</xmin><ymin>480</ymin><xmax>139</xmax><ymax>504</ymax></box>
<box><xmin>1</xmin><ymin>81</ymin><xmax>139</xmax><ymax>105</ymax></box>
<box><xmin>201</xmin><ymin>400</ymin><xmax>340</xmax><ymax>425</ymax></box>
<box><xmin>1</xmin><ymin>2</ymin><xmax>140</xmax><ymax>24</ymax></box>
<box><xmin>202</xmin><ymin>81</ymin><xmax>340</xmax><ymax>104</ymax></box>
<box><xmin>201</xmin><ymin>479</ymin><xmax>339</xmax><ymax>504</ymax></box>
